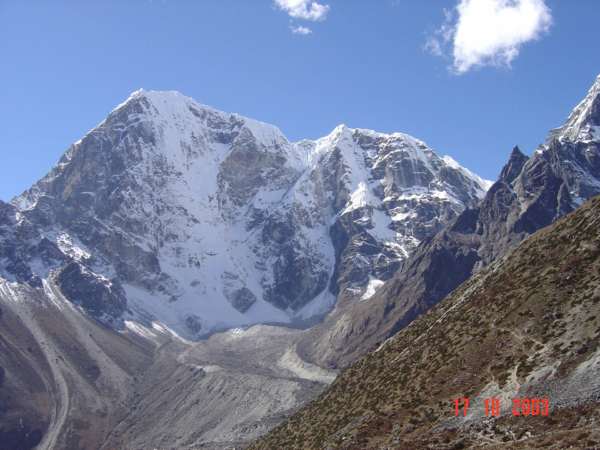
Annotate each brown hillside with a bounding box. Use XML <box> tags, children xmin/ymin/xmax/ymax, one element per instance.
<box><xmin>249</xmin><ymin>195</ymin><xmax>600</xmax><ymax>450</ymax></box>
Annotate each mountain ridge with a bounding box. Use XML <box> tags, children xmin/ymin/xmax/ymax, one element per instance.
<box><xmin>1</xmin><ymin>76</ymin><xmax>599</xmax><ymax>450</ymax></box>
<box><xmin>295</xmin><ymin>74</ymin><xmax>600</xmax><ymax>371</ymax></box>
<box><xmin>2</xmin><ymin>89</ymin><xmax>491</xmax><ymax>338</ymax></box>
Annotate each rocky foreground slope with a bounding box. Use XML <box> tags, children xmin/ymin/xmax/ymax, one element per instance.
<box><xmin>249</xmin><ymin>194</ymin><xmax>600</xmax><ymax>450</ymax></box>
<box><xmin>297</xmin><ymin>75</ymin><xmax>600</xmax><ymax>371</ymax></box>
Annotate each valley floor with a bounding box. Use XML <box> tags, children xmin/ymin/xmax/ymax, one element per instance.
<box><xmin>0</xmin><ymin>279</ymin><xmax>337</xmax><ymax>450</ymax></box>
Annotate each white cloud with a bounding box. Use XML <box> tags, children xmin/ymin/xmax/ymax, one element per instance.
<box><xmin>425</xmin><ymin>8</ymin><xmax>455</xmax><ymax>57</ymax></box>
<box><xmin>426</xmin><ymin>0</ymin><xmax>552</xmax><ymax>74</ymax></box>
<box><xmin>291</xmin><ymin>25</ymin><xmax>313</xmax><ymax>35</ymax></box>
<box><xmin>274</xmin><ymin>0</ymin><xmax>329</xmax><ymax>21</ymax></box>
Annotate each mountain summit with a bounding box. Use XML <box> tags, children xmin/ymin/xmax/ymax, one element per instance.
<box><xmin>294</xmin><ymin>74</ymin><xmax>600</xmax><ymax>371</ymax></box>
<box><xmin>546</xmin><ymin>74</ymin><xmax>600</xmax><ymax>144</ymax></box>
<box><xmin>2</xmin><ymin>90</ymin><xmax>490</xmax><ymax>337</ymax></box>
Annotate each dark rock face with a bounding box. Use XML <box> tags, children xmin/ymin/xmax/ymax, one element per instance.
<box><xmin>0</xmin><ymin>201</ymin><xmax>43</xmax><ymax>288</ymax></box>
<box><xmin>17</xmin><ymin>97</ymin><xmax>175</xmax><ymax>294</ymax></box>
<box><xmin>257</xmin><ymin>204</ymin><xmax>331</xmax><ymax>311</ymax></box>
<box><xmin>185</xmin><ymin>314</ymin><xmax>203</xmax><ymax>333</ymax></box>
<box><xmin>297</xmin><ymin>76</ymin><xmax>600</xmax><ymax>370</ymax></box>
<box><xmin>499</xmin><ymin>145</ymin><xmax>529</xmax><ymax>184</ymax></box>
<box><xmin>217</xmin><ymin>128</ymin><xmax>300</xmax><ymax>215</ymax></box>
<box><xmin>227</xmin><ymin>287</ymin><xmax>257</xmax><ymax>313</ymax></box>
<box><xmin>54</xmin><ymin>260</ymin><xmax>127</xmax><ymax>324</ymax></box>
<box><xmin>1</xmin><ymin>197</ymin><xmax>124</xmax><ymax>326</ymax></box>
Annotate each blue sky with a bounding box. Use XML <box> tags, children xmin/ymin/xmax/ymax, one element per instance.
<box><xmin>0</xmin><ymin>0</ymin><xmax>599</xmax><ymax>202</ymax></box>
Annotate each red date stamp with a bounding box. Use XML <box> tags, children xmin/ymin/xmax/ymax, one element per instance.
<box><xmin>453</xmin><ymin>398</ymin><xmax>549</xmax><ymax>416</ymax></box>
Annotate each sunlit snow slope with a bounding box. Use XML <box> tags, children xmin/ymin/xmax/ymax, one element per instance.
<box><xmin>3</xmin><ymin>90</ymin><xmax>491</xmax><ymax>337</ymax></box>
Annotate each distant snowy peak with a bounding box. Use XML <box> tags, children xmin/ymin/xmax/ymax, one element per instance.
<box><xmin>546</xmin><ymin>75</ymin><xmax>600</xmax><ymax>144</ymax></box>
<box><xmin>529</xmin><ymin>75</ymin><xmax>600</xmax><ymax>209</ymax></box>
<box><xmin>4</xmin><ymin>89</ymin><xmax>493</xmax><ymax>338</ymax></box>
<box><xmin>311</xmin><ymin>124</ymin><xmax>490</xmax><ymax>193</ymax></box>
<box><xmin>123</xmin><ymin>89</ymin><xmax>293</xmax><ymax>154</ymax></box>
<box><xmin>295</xmin><ymin>75</ymin><xmax>600</xmax><ymax>372</ymax></box>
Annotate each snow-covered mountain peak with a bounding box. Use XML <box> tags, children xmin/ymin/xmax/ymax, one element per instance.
<box><xmin>113</xmin><ymin>89</ymin><xmax>287</xmax><ymax>144</ymax></box>
<box><xmin>526</xmin><ymin>75</ymin><xmax>600</xmax><ymax>209</ymax></box>
<box><xmin>4</xmin><ymin>91</ymin><xmax>493</xmax><ymax>339</ymax></box>
<box><xmin>122</xmin><ymin>89</ymin><xmax>230</xmax><ymax>129</ymax></box>
<box><xmin>546</xmin><ymin>74</ymin><xmax>600</xmax><ymax>144</ymax></box>
<box><xmin>113</xmin><ymin>87</ymin><xmax>148</xmax><ymax>112</ymax></box>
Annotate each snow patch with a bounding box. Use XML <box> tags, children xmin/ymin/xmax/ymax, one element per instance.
<box><xmin>361</xmin><ymin>278</ymin><xmax>385</xmax><ymax>301</ymax></box>
<box><xmin>294</xmin><ymin>289</ymin><xmax>336</xmax><ymax>320</ymax></box>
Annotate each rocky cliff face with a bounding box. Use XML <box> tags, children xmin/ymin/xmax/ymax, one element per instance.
<box><xmin>1</xmin><ymin>90</ymin><xmax>489</xmax><ymax>337</ymax></box>
<box><xmin>296</xmin><ymin>75</ymin><xmax>600</xmax><ymax>371</ymax></box>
